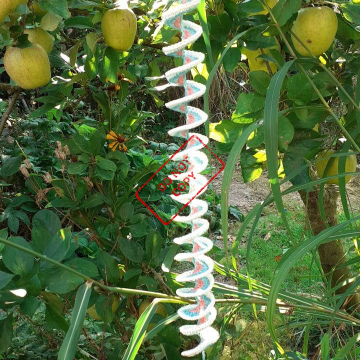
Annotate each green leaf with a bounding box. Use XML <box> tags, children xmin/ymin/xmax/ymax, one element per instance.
<box><xmin>340</xmin><ymin>3</ymin><xmax>360</xmax><ymax>24</ymax></box>
<box><xmin>233</xmin><ymin>92</ymin><xmax>265</xmax><ymax>120</ymax></box>
<box><xmin>272</xmin><ymin>0</ymin><xmax>302</xmax><ymax>26</ymax></box>
<box><xmin>209</xmin><ymin>120</ymin><xmax>244</xmax><ymax>144</ymax></box>
<box><xmin>58</xmin><ymin>282</ymin><xmax>92</xmax><ymax>360</ymax></box>
<box><xmin>45</xmin><ymin>259</ymin><xmax>97</xmax><ymax>294</ymax></box>
<box><xmin>264</xmin><ymin>61</ymin><xmax>295</xmax><ymax>247</ymax></box>
<box><xmin>118</xmin><ymin>237</ymin><xmax>144</xmax><ymax>263</ymax></box>
<box><xmin>0</xmin><ymin>156</ymin><xmax>22</xmax><ymax>178</ymax></box>
<box><xmin>101</xmin><ymin>47</ymin><xmax>119</xmax><ymax>83</ymax></box>
<box><xmin>283</xmin><ymin>152</ymin><xmax>312</xmax><ymax>187</ymax></box>
<box><xmin>37</xmin><ymin>0</ymin><xmax>70</xmax><ymax>18</ymax></box>
<box><xmin>122</xmin><ymin>300</ymin><xmax>160</xmax><ymax>360</ymax></box>
<box><xmin>0</xmin><ymin>271</ymin><xmax>14</xmax><ymax>289</ymax></box>
<box><xmin>321</xmin><ymin>333</ymin><xmax>330</xmax><ymax>360</ymax></box>
<box><xmin>278</xmin><ymin>116</ymin><xmax>294</xmax><ymax>151</ymax></box>
<box><xmin>64</xmin><ymin>16</ymin><xmax>94</xmax><ymax>29</ymax></box>
<box><xmin>286</xmin><ymin>73</ymin><xmax>313</xmax><ymax>105</ymax></box>
<box><xmin>221</xmin><ymin>121</ymin><xmax>261</xmax><ymax>268</ymax></box>
<box><xmin>82</xmin><ymin>194</ymin><xmax>104</xmax><ymax>208</ymax></box>
<box><xmin>2</xmin><ymin>237</ymin><xmax>34</xmax><ymax>276</ymax></box>
<box><xmin>20</xmin><ymin>296</ymin><xmax>41</xmax><ymax>318</ymax></box>
<box><xmin>96</xmin><ymin>157</ymin><xmax>116</xmax><ymax>172</ymax></box>
<box><xmin>67</xmin><ymin>162</ymin><xmax>88</xmax><ymax>174</ymax></box>
<box><xmin>249</xmin><ymin>71</ymin><xmax>271</xmax><ymax>95</ymax></box>
<box><xmin>145</xmin><ymin>230</ymin><xmax>164</xmax><ymax>262</ymax></box>
<box><xmin>119</xmin><ymin>203</ymin><xmax>134</xmax><ymax>221</ymax></box>
<box><xmin>0</xmin><ymin>314</ymin><xmax>13</xmax><ymax>354</ymax></box>
<box><xmin>240</xmin><ymin>150</ymin><xmax>264</xmax><ymax>183</ymax></box>
<box><xmin>223</xmin><ymin>47</ymin><xmax>241</xmax><ymax>72</ymax></box>
<box><xmin>32</xmin><ymin>210</ymin><xmax>61</xmax><ymax>252</ymax></box>
<box><xmin>333</xmin><ymin>333</ymin><xmax>360</xmax><ymax>359</ymax></box>
<box><xmin>96</xmin><ymin>251</ymin><xmax>118</xmax><ymax>284</ymax></box>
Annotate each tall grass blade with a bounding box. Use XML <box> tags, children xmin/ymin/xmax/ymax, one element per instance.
<box><xmin>122</xmin><ymin>299</ymin><xmax>159</xmax><ymax>360</ymax></box>
<box><xmin>266</xmin><ymin>216</ymin><xmax>360</xmax><ymax>351</ymax></box>
<box><xmin>58</xmin><ymin>282</ymin><xmax>92</xmax><ymax>360</ymax></box>
<box><xmin>221</xmin><ymin>121</ymin><xmax>261</xmax><ymax>268</ymax></box>
<box><xmin>264</xmin><ymin>61</ymin><xmax>295</xmax><ymax>243</ymax></box>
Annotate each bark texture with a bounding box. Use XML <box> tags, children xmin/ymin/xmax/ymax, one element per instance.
<box><xmin>299</xmin><ymin>187</ymin><xmax>359</xmax><ymax>313</ymax></box>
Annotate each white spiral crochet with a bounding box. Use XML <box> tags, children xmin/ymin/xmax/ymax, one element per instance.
<box><xmin>156</xmin><ymin>0</ymin><xmax>220</xmax><ymax>356</ymax></box>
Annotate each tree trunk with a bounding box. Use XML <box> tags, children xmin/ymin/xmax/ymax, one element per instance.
<box><xmin>299</xmin><ymin>187</ymin><xmax>359</xmax><ymax>313</ymax></box>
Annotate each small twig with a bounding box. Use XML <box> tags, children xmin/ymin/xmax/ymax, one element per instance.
<box><xmin>0</xmin><ymin>89</ymin><xmax>21</xmax><ymax>137</ymax></box>
<box><xmin>0</xmin><ymin>83</ymin><xmax>21</xmax><ymax>93</ymax></box>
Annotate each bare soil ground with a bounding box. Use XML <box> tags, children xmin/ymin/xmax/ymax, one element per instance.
<box><xmin>211</xmin><ymin>164</ymin><xmax>360</xmax><ymax>216</ymax></box>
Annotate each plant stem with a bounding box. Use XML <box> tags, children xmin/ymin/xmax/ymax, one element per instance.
<box><xmin>0</xmin><ymin>236</ymin><xmax>184</xmax><ymax>301</ymax></box>
<box><xmin>0</xmin><ymin>89</ymin><xmax>21</xmax><ymax>137</ymax></box>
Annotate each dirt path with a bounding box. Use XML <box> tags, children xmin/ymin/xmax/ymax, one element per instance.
<box><xmin>211</xmin><ymin>165</ymin><xmax>360</xmax><ymax>216</ymax></box>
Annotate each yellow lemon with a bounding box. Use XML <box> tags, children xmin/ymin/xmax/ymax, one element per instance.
<box><xmin>0</xmin><ymin>0</ymin><xmax>28</xmax><ymax>22</ymax></box>
<box><xmin>4</xmin><ymin>44</ymin><xmax>51</xmax><ymax>89</ymax></box>
<box><xmin>139</xmin><ymin>299</ymin><xmax>167</xmax><ymax>330</ymax></box>
<box><xmin>101</xmin><ymin>7</ymin><xmax>137</xmax><ymax>51</ymax></box>
<box><xmin>291</xmin><ymin>7</ymin><xmax>338</xmax><ymax>57</ymax></box>
<box><xmin>88</xmin><ymin>295</ymin><xmax>119</xmax><ymax>321</ymax></box>
<box><xmin>250</xmin><ymin>0</ymin><xmax>278</xmax><ymax>15</ymax></box>
<box><xmin>24</xmin><ymin>28</ymin><xmax>54</xmax><ymax>54</ymax></box>
<box><xmin>243</xmin><ymin>39</ymin><xmax>280</xmax><ymax>73</ymax></box>
<box><xmin>315</xmin><ymin>150</ymin><xmax>357</xmax><ymax>185</ymax></box>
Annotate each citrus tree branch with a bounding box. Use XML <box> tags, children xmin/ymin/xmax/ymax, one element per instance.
<box><xmin>0</xmin><ymin>89</ymin><xmax>21</xmax><ymax>137</ymax></box>
<box><xmin>262</xmin><ymin>0</ymin><xmax>360</xmax><ymax>154</ymax></box>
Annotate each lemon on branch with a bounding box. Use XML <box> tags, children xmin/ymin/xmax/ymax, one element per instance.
<box><xmin>88</xmin><ymin>295</ymin><xmax>120</xmax><ymax>321</ymax></box>
<box><xmin>242</xmin><ymin>40</ymin><xmax>280</xmax><ymax>73</ymax></box>
<box><xmin>315</xmin><ymin>150</ymin><xmax>357</xmax><ymax>185</ymax></box>
<box><xmin>139</xmin><ymin>299</ymin><xmax>167</xmax><ymax>330</ymax></box>
<box><xmin>101</xmin><ymin>1</ymin><xmax>137</xmax><ymax>51</ymax></box>
<box><xmin>250</xmin><ymin>0</ymin><xmax>278</xmax><ymax>16</ymax></box>
<box><xmin>291</xmin><ymin>6</ymin><xmax>338</xmax><ymax>57</ymax></box>
<box><xmin>4</xmin><ymin>44</ymin><xmax>51</xmax><ymax>89</ymax></box>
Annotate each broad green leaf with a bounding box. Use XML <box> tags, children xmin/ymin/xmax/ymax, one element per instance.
<box><xmin>82</xmin><ymin>194</ymin><xmax>104</xmax><ymax>208</ymax></box>
<box><xmin>340</xmin><ymin>3</ymin><xmax>360</xmax><ymax>24</ymax></box>
<box><xmin>96</xmin><ymin>251</ymin><xmax>118</xmax><ymax>284</ymax></box>
<box><xmin>223</xmin><ymin>47</ymin><xmax>241</xmax><ymax>72</ymax></box>
<box><xmin>249</xmin><ymin>71</ymin><xmax>271</xmax><ymax>95</ymax></box>
<box><xmin>233</xmin><ymin>92</ymin><xmax>265</xmax><ymax>119</ymax></box>
<box><xmin>0</xmin><ymin>271</ymin><xmax>13</xmax><ymax>289</ymax></box>
<box><xmin>37</xmin><ymin>0</ymin><xmax>70</xmax><ymax>18</ymax></box>
<box><xmin>0</xmin><ymin>314</ymin><xmax>13</xmax><ymax>354</ymax></box>
<box><xmin>58</xmin><ymin>282</ymin><xmax>92</xmax><ymax>360</ymax></box>
<box><xmin>209</xmin><ymin>120</ymin><xmax>244</xmax><ymax>143</ymax></box>
<box><xmin>64</xmin><ymin>16</ymin><xmax>94</xmax><ymax>29</ymax></box>
<box><xmin>32</xmin><ymin>210</ymin><xmax>61</xmax><ymax>252</ymax></box>
<box><xmin>2</xmin><ymin>237</ymin><xmax>34</xmax><ymax>276</ymax></box>
<box><xmin>208</xmin><ymin>13</ymin><xmax>233</xmax><ymax>42</ymax></box>
<box><xmin>272</xmin><ymin>0</ymin><xmax>302</xmax><ymax>26</ymax></box>
<box><xmin>101</xmin><ymin>47</ymin><xmax>119</xmax><ymax>83</ymax></box>
<box><xmin>0</xmin><ymin>156</ymin><xmax>22</xmax><ymax>178</ymax></box>
<box><xmin>118</xmin><ymin>237</ymin><xmax>144</xmax><ymax>263</ymax></box>
<box><xmin>119</xmin><ymin>202</ymin><xmax>134</xmax><ymax>221</ymax></box>
<box><xmin>67</xmin><ymin>162</ymin><xmax>88</xmax><ymax>174</ymax></box>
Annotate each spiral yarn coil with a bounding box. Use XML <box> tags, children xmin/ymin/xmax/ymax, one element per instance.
<box><xmin>158</xmin><ymin>0</ymin><xmax>220</xmax><ymax>356</ymax></box>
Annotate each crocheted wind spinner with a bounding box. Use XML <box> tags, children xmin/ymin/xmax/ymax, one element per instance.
<box><xmin>159</xmin><ymin>0</ymin><xmax>220</xmax><ymax>357</ymax></box>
